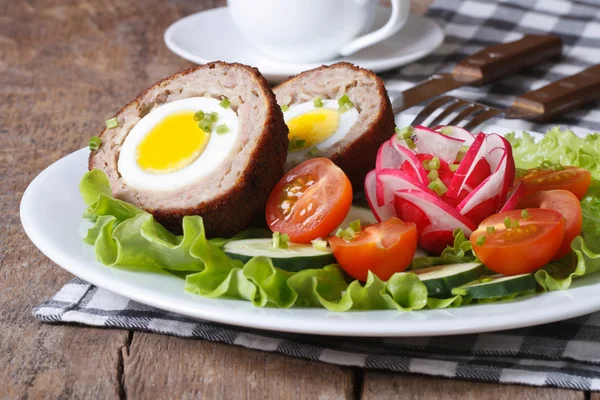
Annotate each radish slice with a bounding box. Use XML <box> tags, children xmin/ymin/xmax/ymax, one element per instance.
<box><xmin>391</xmin><ymin>140</ymin><xmax>429</xmax><ymax>184</ymax></box>
<box><xmin>456</xmin><ymin>148</ymin><xmax>509</xmax><ymax>225</ymax></box>
<box><xmin>487</xmin><ymin>134</ymin><xmax>515</xmax><ymax>206</ymax></box>
<box><xmin>414</xmin><ymin>125</ymin><xmax>465</xmax><ymax>165</ymax></box>
<box><xmin>365</xmin><ymin>169</ymin><xmax>395</xmax><ymax>222</ymax></box>
<box><xmin>378</xmin><ymin>168</ymin><xmax>431</xmax><ymax>205</ymax></box>
<box><xmin>394</xmin><ymin>189</ymin><xmax>476</xmax><ymax>254</ymax></box>
<box><xmin>446</xmin><ymin>132</ymin><xmax>489</xmax><ymax>200</ymax></box>
<box><xmin>500</xmin><ymin>182</ymin><xmax>525</xmax><ymax>212</ymax></box>
<box><xmin>435</xmin><ymin>126</ymin><xmax>475</xmax><ymax>146</ymax></box>
<box><xmin>376</xmin><ymin>140</ymin><xmax>403</xmax><ymax>171</ymax></box>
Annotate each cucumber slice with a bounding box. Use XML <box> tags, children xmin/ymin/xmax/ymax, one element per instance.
<box><xmin>224</xmin><ymin>238</ymin><xmax>336</xmax><ymax>272</ymax></box>
<box><xmin>451</xmin><ymin>273</ymin><xmax>536</xmax><ymax>299</ymax></box>
<box><xmin>412</xmin><ymin>263</ymin><xmax>484</xmax><ymax>298</ymax></box>
<box><xmin>336</xmin><ymin>205</ymin><xmax>379</xmax><ymax>233</ymax></box>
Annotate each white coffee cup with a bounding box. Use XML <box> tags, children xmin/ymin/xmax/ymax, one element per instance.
<box><xmin>227</xmin><ymin>0</ymin><xmax>410</xmax><ymax>63</ymax></box>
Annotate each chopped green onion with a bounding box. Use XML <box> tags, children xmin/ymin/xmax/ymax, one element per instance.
<box><xmin>105</xmin><ymin>117</ymin><xmax>118</xmax><ymax>129</ymax></box>
<box><xmin>521</xmin><ymin>209</ymin><xmax>530</xmax><ymax>220</ymax></box>
<box><xmin>422</xmin><ymin>160</ymin><xmax>431</xmax><ymax>170</ymax></box>
<box><xmin>440</xmin><ymin>126</ymin><xmax>453</xmax><ymax>136</ymax></box>
<box><xmin>338</xmin><ymin>94</ymin><xmax>351</xmax><ymax>106</ymax></box>
<box><xmin>395</xmin><ymin>126</ymin><xmax>414</xmax><ymax>140</ymax></box>
<box><xmin>540</xmin><ymin>160</ymin><xmax>553</xmax><ymax>169</ymax></box>
<box><xmin>208</xmin><ymin>112</ymin><xmax>218</xmax><ymax>122</ymax></box>
<box><xmin>193</xmin><ymin>110</ymin><xmax>205</xmax><ymax>121</ymax></box>
<box><xmin>216</xmin><ymin>124</ymin><xmax>229</xmax><ymax>134</ymax></box>
<box><xmin>311</xmin><ymin>238</ymin><xmax>328</xmax><ymax>252</ymax></box>
<box><xmin>427</xmin><ymin>169</ymin><xmax>439</xmax><ymax>181</ymax></box>
<box><xmin>198</xmin><ymin>119</ymin><xmax>212</xmax><ymax>132</ymax></box>
<box><xmin>503</xmin><ymin>216</ymin><xmax>512</xmax><ymax>229</ymax></box>
<box><xmin>428</xmin><ymin>178</ymin><xmax>447</xmax><ymax>196</ymax></box>
<box><xmin>456</xmin><ymin>146</ymin><xmax>469</xmax><ymax>162</ymax></box>
<box><xmin>288</xmin><ymin>137</ymin><xmax>306</xmax><ymax>151</ymax></box>
<box><xmin>349</xmin><ymin>219</ymin><xmax>361</xmax><ymax>232</ymax></box>
<box><xmin>429</xmin><ymin>157</ymin><xmax>441</xmax><ymax>170</ymax></box>
<box><xmin>219</xmin><ymin>97</ymin><xmax>230</xmax><ymax>109</ymax></box>
<box><xmin>486</xmin><ymin>226</ymin><xmax>496</xmax><ymax>234</ymax></box>
<box><xmin>336</xmin><ymin>227</ymin><xmax>357</xmax><ymax>241</ymax></box>
<box><xmin>313</xmin><ymin>97</ymin><xmax>323</xmax><ymax>108</ymax></box>
<box><xmin>308</xmin><ymin>147</ymin><xmax>320</xmax><ymax>157</ymax></box>
<box><xmin>281</xmin><ymin>104</ymin><xmax>289</xmax><ymax>112</ymax></box>
<box><xmin>450</xmin><ymin>164</ymin><xmax>460</xmax><ymax>172</ymax></box>
<box><xmin>475</xmin><ymin>236</ymin><xmax>487</xmax><ymax>246</ymax></box>
<box><xmin>395</xmin><ymin>126</ymin><xmax>400</xmax><ymax>133</ymax></box>
<box><xmin>272</xmin><ymin>231</ymin><xmax>289</xmax><ymax>249</ymax></box>
<box><xmin>88</xmin><ymin>136</ymin><xmax>102</xmax><ymax>150</ymax></box>
<box><xmin>405</xmin><ymin>138</ymin><xmax>416</xmax><ymax>150</ymax></box>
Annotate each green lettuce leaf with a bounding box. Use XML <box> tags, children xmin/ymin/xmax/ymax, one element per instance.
<box><xmin>505</xmin><ymin>127</ymin><xmax>600</xmax><ymax>179</ymax></box>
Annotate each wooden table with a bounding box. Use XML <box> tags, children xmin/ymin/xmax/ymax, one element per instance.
<box><xmin>0</xmin><ymin>0</ymin><xmax>594</xmax><ymax>398</ymax></box>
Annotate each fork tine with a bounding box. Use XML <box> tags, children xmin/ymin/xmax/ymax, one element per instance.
<box><xmin>429</xmin><ymin>98</ymin><xmax>470</xmax><ymax>128</ymax></box>
<box><xmin>446</xmin><ymin>104</ymin><xmax>485</xmax><ymax>127</ymax></box>
<box><xmin>411</xmin><ymin>96</ymin><xmax>456</xmax><ymax>127</ymax></box>
<box><xmin>463</xmin><ymin>108</ymin><xmax>503</xmax><ymax>131</ymax></box>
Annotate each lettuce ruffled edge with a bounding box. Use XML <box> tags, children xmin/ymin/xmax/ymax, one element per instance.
<box><xmin>80</xmin><ymin>169</ymin><xmax>600</xmax><ymax>311</ymax></box>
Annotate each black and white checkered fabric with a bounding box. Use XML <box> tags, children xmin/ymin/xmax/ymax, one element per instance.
<box><xmin>385</xmin><ymin>0</ymin><xmax>600</xmax><ymax>134</ymax></box>
<box><xmin>34</xmin><ymin>278</ymin><xmax>600</xmax><ymax>390</ymax></box>
<box><xmin>34</xmin><ymin>0</ymin><xmax>600</xmax><ymax>391</ymax></box>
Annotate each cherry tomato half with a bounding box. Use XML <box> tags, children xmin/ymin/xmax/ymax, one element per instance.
<box><xmin>520</xmin><ymin>166</ymin><xmax>591</xmax><ymax>200</ymax></box>
<box><xmin>519</xmin><ymin>189</ymin><xmax>582</xmax><ymax>260</ymax></box>
<box><xmin>471</xmin><ymin>209</ymin><xmax>565</xmax><ymax>275</ymax></box>
<box><xmin>266</xmin><ymin>158</ymin><xmax>352</xmax><ymax>243</ymax></box>
<box><xmin>329</xmin><ymin>218</ymin><xmax>417</xmax><ymax>281</ymax></box>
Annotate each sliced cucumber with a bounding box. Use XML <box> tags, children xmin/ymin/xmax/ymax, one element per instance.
<box><xmin>451</xmin><ymin>273</ymin><xmax>536</xmax><ymax>299</ymax></box>
<box><xmin>224</xmin><ymin>238</ymin><xmax>336</xmax><ymax>272</ymax></box>
<box><xmin>335</xmin><ymin>205</ymin><xmax>379</xmax><ymax>233</ymax></box>
<box><xmin>412</xmin><ymin>263</ymin><xmax>484</xmax><ymax>298</ymax></box>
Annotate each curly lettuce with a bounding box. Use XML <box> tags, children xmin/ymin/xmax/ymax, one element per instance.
<box><xmin>81</xmin><ymin>123</ymin><xmax>600</xmax><ymax>312</ymax></box>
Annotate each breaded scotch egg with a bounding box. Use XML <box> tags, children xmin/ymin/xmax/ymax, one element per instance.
<box><xmin>274</xmin><ymin>62</ymin><xmax>395</xmax><ymax>187</ymax></box>
<box><xmin>89</xmin><ymin>62</ymin><xmax>288</xmax><ymax>237</ymax></box>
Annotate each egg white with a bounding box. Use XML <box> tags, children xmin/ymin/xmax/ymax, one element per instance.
<box><xmin>118</xmin><ymin>97</ymin><xmax>239</xmax><ymax>192</ymax></box>
<box><xmin>284</xmin><ymin>99</ymin><xmax>359</xmax><ymax>163</ymax></box>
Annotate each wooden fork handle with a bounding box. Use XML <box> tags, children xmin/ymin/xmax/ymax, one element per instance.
<box><xmin>452</xmin><ymin>35</ymin><xmax>563</xmax><ymax>86</ymax></box>
<box><xmin>510</xmin><ymin>64</ymin><xmax>600</xmax><ymax>121</ymax></box>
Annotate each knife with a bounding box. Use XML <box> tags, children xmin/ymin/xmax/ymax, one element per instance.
<box><xmin>393</xmin><ymin>34</ymin><xmax>563</xmax><ymax>112</ymax></box>
<box><xmin>504</xmin><ymin>63</ymin><xmax>600</xmax><ymax>121</ymax></box>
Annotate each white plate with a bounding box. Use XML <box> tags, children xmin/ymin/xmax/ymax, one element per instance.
<box><xmin>164</xmin><ymin>7</ymin><xmax>444</xmax><ymax>83</ymax></box>
<box><xmin>20</xmin><ymin>136</ymin><xmax>600</xmax><ymax>337</ymax></box>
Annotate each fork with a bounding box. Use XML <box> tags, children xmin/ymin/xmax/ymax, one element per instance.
<box><xmin>410</xmin><ymin>63</ymin><xmax>600</xmax><ymax>131</ymax></box>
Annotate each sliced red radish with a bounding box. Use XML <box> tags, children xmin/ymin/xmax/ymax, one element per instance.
<box><xmin>456</xmin><ymin>148</ymin><xmax>509</xmax><ymax>225</ymax></box>
<box><xmin>376</xmin><ymin>140</ymin><xmax>402</xmax><ymax>171</ymax></box>
<box><xmin>377</xmin><ymin>168</ymin><xmax>431</xmax><ymax>205</ymax></box>
<box><xmin>446</xmin><ymin>132</ymin><xmax>489</xmax><ymax>201</ymax></box>
<box><xmin>365</xmin><ymin>169</ymin><xmax>395</xmax><ymax>222</ymax></box>
<box><xmin>435</xmin><ymin>125</ymin><xmax>475</xmax><ymax>146</ymax></box>
<box><xmin>394</xmin><ymin>189</ymin><xmax>476</xmax><ymax>254</ymax></box>
<box><xmin>414</xmin><ymin>125</ymin><xmax>465</xmax><ymax>165</ymax></box>
<box><xmin>485</xmin><ymin>134</ymin><xmax>515</xmax><ymax>207</ymax></box>
<box><xmin>391</xmin><ymin>141</ymin><xmax>429</xmax><ymax>184</ymax></box>
<box><xmin>499</xmin><ymin>182</ymin><xmax>525</xmax><ymax>212</ymax></box>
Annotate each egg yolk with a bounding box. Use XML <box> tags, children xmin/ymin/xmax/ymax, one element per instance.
<box><xmin>136</xmin><ymin>111</ymin><xmax>210</xmax><ymax>173</ymax></box>
<box><xmin>287</xmin><ymin>109</ymin><xmax>340</xmax><ymax>151</ymax></box>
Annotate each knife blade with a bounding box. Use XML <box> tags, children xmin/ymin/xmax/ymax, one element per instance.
<box><xmin>394</xmin><ymin>34</ymin><xmax>563</xmax><ymax>112</ymax></box>
<box><xmin>504</xmin><ymin>63</ymin><xmax>600</xmax><ymax>121</ymax></box>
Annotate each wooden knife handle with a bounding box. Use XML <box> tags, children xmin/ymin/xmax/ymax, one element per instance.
<box><xmin>452</xmin><ymin>35</ymin><xmax>563</xmax><ymax>86</ymax></box>
<box><xmin>510</xmin><ymin>64</ymin><xmax>600</xmax><ymax>121</ymax></box>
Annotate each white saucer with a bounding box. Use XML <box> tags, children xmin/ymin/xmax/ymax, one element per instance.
<box><xmin>164</xmin><ymin>7</ymin><xmax>444</xmax><ymax>83</ymax></box>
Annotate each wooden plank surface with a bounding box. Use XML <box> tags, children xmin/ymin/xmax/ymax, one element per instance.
<box><xmin>0</xmin><ymin>0</ymin><xmax>591</xmax><ymax>399</ymax></box>
<box><xmin>362</xmin><ymin>373</ymin><xmax>585</xmax><ymax>400</ymax></box>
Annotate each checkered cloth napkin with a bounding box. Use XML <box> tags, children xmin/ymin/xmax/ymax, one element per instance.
<box><xmin>34</xmin><ymin>0</ymin><xmax>600</xmax><ymax>391</ymax></box>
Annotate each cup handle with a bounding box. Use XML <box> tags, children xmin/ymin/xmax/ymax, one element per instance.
<box><xmin>339</xmin><ymin>0</ymin><xmax>409</xmax><ymax>57</ymax></box>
